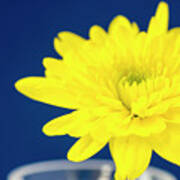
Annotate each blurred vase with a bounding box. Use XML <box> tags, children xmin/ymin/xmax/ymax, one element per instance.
<box><xmin>7</xmin><ymin>160</ymin><xmax>177</xmax><ymax>180</ymax></box>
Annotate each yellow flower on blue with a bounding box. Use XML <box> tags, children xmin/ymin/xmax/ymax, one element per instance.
<box><xmin>15</xmin><ymin>2</ymin><xmax>180</xmax><ymax>180</ymax></box>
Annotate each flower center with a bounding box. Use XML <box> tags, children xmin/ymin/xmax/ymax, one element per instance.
<box><xmin>117</xmin><ymin>71</ymin><xmax>149</xmax><ymax>117</ymax></box>
<box><xmin>132</xmin><ymin>114</ymin><xmax>139</xmax><ymax>118</ymax></box>
<box><xmin>124</xmin><ymin>72</ymin><xmax>146</xmax><ymax>85</ymax></box>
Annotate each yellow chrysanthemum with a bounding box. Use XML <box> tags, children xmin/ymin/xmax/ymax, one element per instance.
<box><xmin>15</xmin><ymin>2</ymin><xmax>180</xmax><ymax>180</ymax></box>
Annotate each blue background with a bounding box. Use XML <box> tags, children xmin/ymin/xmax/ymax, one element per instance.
<box><xmin>2</xmin><ymin>0</ymin><xmax>180</xmax><ymax>179</ymax></box>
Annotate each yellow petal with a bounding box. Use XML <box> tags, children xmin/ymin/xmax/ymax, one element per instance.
<box><xmin>135</xmin><ymin>116</ymin><xmax>166</xmax><ymax>136</ymax></box>
<box><xmin>142</xmin><ymin>2</ymin><xmax>169</xmax><ymax>60</ymax></box>
<box><xmin>44</xmin><ymin>56</ymin><xmax>116</xmax><ymax>98</ymax></box>
<box><xmin>54</xmin><ymin>31</ymin><xmax>101</xmax><ymax>68</ymax></box>
<box><xmin>42</xmin><ymin>57</ymin><xmax>65</xmax><ymax>79</ymax></box>
<box><xmin>54</xmin><ymin>31</ymin><xmax>86</xmax><ymax>57</ymax></box>
<box><xmin>109</xmin><ymin>136</ymin><xmax>152</xmax><ymax>180</ymax></box>
<box><xmin>169</xmin><ymin>27</ymin><xmax>180</xmax><ymax>34</ymax></box>
<box><xmin>88</xmin><ymin>112</ymin><xmax>126</xmax><ymax>143</ymax></box>
<box><xmin>15</xmin><ymin>77</ymin><xmax>100</xmax><ymax>109</ymax></box>
<box><xmin>108</xmin><ymin>15</ymin><xmax>132</xmax><ymax>34</ymax></box>
<box><xmin>67</xmin><ymin>135</ymin><xmax>107</xmax><ymax>162</ymax></box>
<box><xmin>42</xmin><ymin>110</ymin><xmax>96</xmax><ymax>137</ymax></box>
<box><xmin>152</xmin><ymin>123</ymin><xmax>180</xmax><ymax>165</ymax></box>
<box><xmin>89</xmin><ymin>25</ymin><xmax>107</xmax><ymax>43</ymax></box>
<box><xmin>103</xmin><ymin>110</ymin><xmax>131</xmax><ymax>137</ymax></box>
<box><xmin>148</xmin><ymin>2</ymin><xmax>169</xmax><ymax>37</ymax></box>
<box><xmin>163</xmin><ymin>107</ymin><xmax>180</xmax><ymax>123</ymax></box>
<box><xmin>54</xmin><ymin>30</ymin><xmax>112</xmax><ymax>74</ymax></box>
<box><xmin>108</xmin><ymin>16</ymin><xmax>136</xmax><ymax>58</ymax></box>
<box><xmin>132</xmin><ymin>22</ymin><xmax>139</xmax><ymax>34</ymax></box>
<box><xmin>53</xmin><ymin>32</ymin><xmax>119</xmax><ymax>99</ymax></box>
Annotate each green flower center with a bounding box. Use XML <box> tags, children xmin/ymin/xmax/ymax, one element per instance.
<box><xmin>125</xmin><ymin>72</ymin><xmax>146</xmax><ymax>85</ymax></box>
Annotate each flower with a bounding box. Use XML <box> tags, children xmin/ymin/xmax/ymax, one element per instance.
<box><xmin>15</xmin><ymin>2</ymin><xmax>180</xmax><ymax>180</ymax></box>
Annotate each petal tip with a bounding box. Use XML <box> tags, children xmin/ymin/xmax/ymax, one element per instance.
<box><xmin>158</xmin><ymin>1</ymin><xmax>168</xmax><ymax>8</ymax></box>
<box><xmin>42</xmin><ymin>124</ymin><xmax>53</xmax><ymax>136</ymax></box>
<box><xmin>14</xmin><ymin>78</ymin><xmax>27</xmax><ymax>93</ymax></box>
<box><xmin>67</xmin><ymin>149</ymin><xmax>82</xmax><ymax>162</ymax></box>
<box><xmin>42</xmin><ymin>120</ymin><xmax>67</xmax><ymax>137</ymax></box>
<box><xmin>156</xmin><ymin>1</ymin><xmax>169</xmax><ymax>18</ymax></box>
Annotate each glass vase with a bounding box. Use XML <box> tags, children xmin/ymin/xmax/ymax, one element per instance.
<box><xmin>7</xmin><ymin>160</ymin><xmax>177</xmax><ymax>180</ymax></box>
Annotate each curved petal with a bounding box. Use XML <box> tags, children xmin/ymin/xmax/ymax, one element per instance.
<box><xmin>42</xmin><ymin>110</ymin><xmax>97</xmax><ymax>137</ymax></box>
<box><xmin>54</xmin><ymin>31</ymin><xmax>98</xmax><ymax>67</ymax></box>
<box><xmin>67</xmin><ymin>135</ymin><xmax>107</xmax><ymax>162</ymax></box>
<box><xmin>132</xmin><ymin>22</ymin><xmax>139</xmax><ymax>34</ymax></box>
<box><xmin>152</xmin><ymin>123</ymin><xmax>180</xmax><ymax>166</ymax></box>
<box><xmin>169</xmin><ymin>27</ymin><xmax>180</xmax><ymax>34</ymax></box>
<box><xmin>129</xmin><ymin>116</ymin><xmax>166</xmax><ymax>136</ymax></box>
<box><xmin>54</xmin><ymin>31</ymin><xmax>86</xmax><ymax>57</ymax></box>
<box><xmin>42</xmin><ymin>57</ymin><xmax>65</xmax><ymax>79</ymax></box>
<box><xmin>143</xmin><ymin>2</ymin><xmax>169</xmax><ymax>61</ymax></box>
<box><xmin>108</xmin><ymin>15</ymin><xmax>133</xmax><ymax>34</ymax></box>
<box><xmin>163</xmin><ymin>107</ymin><xmax>180</xmax><ymax>123</ymax></box>
<box><xmin>52</xmin><ymin>31</ymin><xmax>119</xmax><ymax>100</ymax></box>
<box><xmin>148</xmin><ymin>2</ymin><xmax>169</xmax><ymax>37</ymax></box>
<box><xmin>89</xmin><ymin>25</ymin><xmax>107</xmax><ymax>43</ymax></box>
<box><xmin>108</xmin><ymin>15</ymin><xmax>136</xmax><ymax>58</ymax></box>
<box><xmin>43</xmin><ymin>56</ymin><xmax>116</xmax><ymax>99</ymax></box>
<box><xmin>109</xmin><ymin>136</ymin><xmax>152</xmax><ymax>180</ymax></box>
<box><xmin>15</xmin><ymin>77</ymin><xmax>104</xmax><ymax>109</ymax></box>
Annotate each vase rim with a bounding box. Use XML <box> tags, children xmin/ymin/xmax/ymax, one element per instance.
<box><xmin>7</xmin><ymin>159</ymin><xmax>114</xmax><ymax>180</ymax></box>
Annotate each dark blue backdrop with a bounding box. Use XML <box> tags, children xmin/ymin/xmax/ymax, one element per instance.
<box><xmin>2</xmin><ymin>0</ymin><xmax>180</xmax><ymax>179</ymax></box>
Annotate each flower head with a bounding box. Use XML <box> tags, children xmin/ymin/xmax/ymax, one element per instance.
<box><xmin>15</xmin><ymin>2</ymin><xmax>180</xmax><ymax>180</ymax></box>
